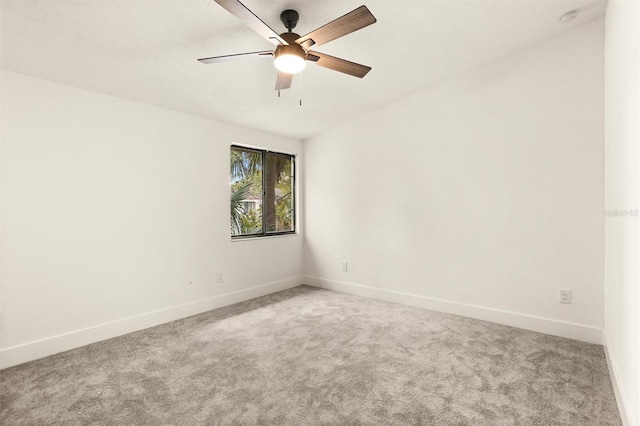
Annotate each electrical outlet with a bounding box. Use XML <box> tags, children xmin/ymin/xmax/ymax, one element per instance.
<box><xmin>560</xmin><ymin>289</ymin><xmax>572</xmax><ymax>304</ymax></box>
<box><xmin>342</xmin><ymin>261</ymin><xmax>348</xmax><ymax>272</ymax></box>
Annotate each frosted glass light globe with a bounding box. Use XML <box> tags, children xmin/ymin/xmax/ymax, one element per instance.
<box><xmin>274</xmin><ymin>54</ymin><xmax>306</xmax><ymax>74</ymax></box>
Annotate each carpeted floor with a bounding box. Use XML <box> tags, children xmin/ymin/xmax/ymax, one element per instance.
<box><xmin>0</xmin><ymin>285</ymin><xmax>622</xmax><ymax>425</ymax></box>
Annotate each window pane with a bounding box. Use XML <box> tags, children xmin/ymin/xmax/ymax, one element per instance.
<box><xmin>230</xmin><ymin>147</ymin><xmax>263</xmax><ymax>236</ymax></box>
<box><xmin>264</xmin><ymin>153</ymin><xmax>294</xmax><ymax>233</ymax></box>
<box><xmin>230</xmin><ymin>146</ymin><xmax>295</xmax><ymax>238</ymax></box>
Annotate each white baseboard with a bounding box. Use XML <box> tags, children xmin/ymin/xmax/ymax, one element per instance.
<box><xmin>603</xmin><ymin>330</ymin><xmax>637</xmax><ymax>426</ymax></box>
<box><xmin>0</xmin><ymin>276</ymin><xmax>302</xmax><ymax>370</ymax></box>
<box><xmin>304</xmin><ymin>276</ymin><xmax>603</xmax><ymax>344</ymax></box>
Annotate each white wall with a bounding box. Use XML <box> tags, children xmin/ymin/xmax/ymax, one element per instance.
<box><xmin>304</xmin><ymin>19</ymin><xmax>605</xmax><ymax>343</ymax></box>
<box><xmin>604</xmin><ymin>0</ymin><xmax>640</xmax><ymax>424</ymax></box>
<box><xmin>0</xmin><ymin>70</ymin><xmax>304</xmax><ymax>368</ymax></box>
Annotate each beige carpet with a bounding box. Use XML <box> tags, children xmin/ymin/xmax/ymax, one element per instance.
<box><xmin>0</xmin><ymin>285</ymin><xmax>622</xmax><ymax>425</ymax></box>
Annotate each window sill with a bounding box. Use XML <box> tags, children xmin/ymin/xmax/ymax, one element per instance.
<box><xmin>231</xmin><ymin>233</ymin><xmax>300</xmax><ymax>242</ymax></box>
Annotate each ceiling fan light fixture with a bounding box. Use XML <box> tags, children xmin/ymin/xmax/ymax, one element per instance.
<box><xmin>274</xmin><ymin>54</ymin><xmax>306</xmax><ymax>74</ymax></box>
<box><xmin>274</xmin><ymin>44</ymin><xmax>306</xmax><ymax>74</ymax></box>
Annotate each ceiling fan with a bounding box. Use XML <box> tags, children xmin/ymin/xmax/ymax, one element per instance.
<box><xmin>198</xmin><ymin>0</ymin><xmax>377</xmax><ymax>91</ymax></box>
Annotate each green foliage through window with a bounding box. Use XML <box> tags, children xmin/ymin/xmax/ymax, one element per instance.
<box><xmin>230</xmin><ymin>146</ymin><xmax>295</xmax><ymax>237</ymax></box>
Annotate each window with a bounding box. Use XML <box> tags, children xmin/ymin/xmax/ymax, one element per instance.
<box><xmin>230</xmin><ymin>145</ymin><xmax>295</xmax><ymax>238</ymax></box>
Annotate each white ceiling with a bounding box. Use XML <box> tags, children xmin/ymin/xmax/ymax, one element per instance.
<box><xmin>1</xmin><ymin>0</ymin><xmax>606</xmax><ymax>140</ymax></box>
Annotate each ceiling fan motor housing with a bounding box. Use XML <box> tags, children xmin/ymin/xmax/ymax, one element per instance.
<box><xmin>274</xmin><ymin>38</ymin><xmax>306</xmax><ymax>63</ymax></box>
<box><xmin>275</xmin><ymin>32</ymin><xmax>306</xmax><ymax>57</ymax></box>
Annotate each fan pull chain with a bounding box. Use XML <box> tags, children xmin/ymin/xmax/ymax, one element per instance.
<box><xmin>299</xmin><ymin>69</ymin><xmax>303</xmax><ymax>106</ymax></box>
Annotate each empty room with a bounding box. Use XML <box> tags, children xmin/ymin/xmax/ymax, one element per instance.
<box><xmin>0</xmin><ymin>0</ymin><xmax>638</xmax><ymax>424</ymax></box>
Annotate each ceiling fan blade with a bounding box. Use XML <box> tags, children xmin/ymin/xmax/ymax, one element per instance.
<box><xmin>306</xmin><ymin>51</ymin><xmax>371</xmax><ymax>78</ymax></box>
<box><xmin>214</xmin><ymin>0</ymin><xmax>287</xmax><ymax>46</ymax></box>
<box><xmin>198</xmin><ymin>51</ymin><xmax>272</xmax><ymax>64</ymax></box>
<box><xmin>295</xmin><ymin>5</ymin><xmax>376</xmax><ymax>50</ymax></box>
<box><xmin>275</xmin><ymin>72</ymin><xmax>293</xmax><ymax>91</ymax></box>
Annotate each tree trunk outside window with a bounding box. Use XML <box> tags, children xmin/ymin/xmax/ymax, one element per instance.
<box><xmin>264</xmin><ymin>154</ymin><xmax>283</xmax><ymax>232</ymax></box>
